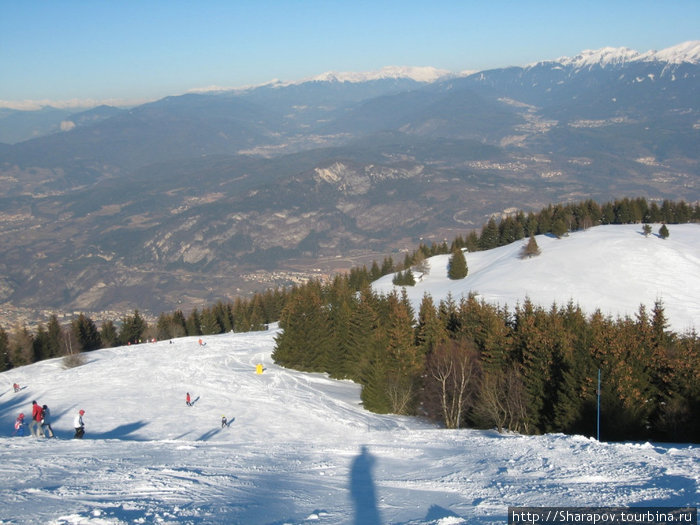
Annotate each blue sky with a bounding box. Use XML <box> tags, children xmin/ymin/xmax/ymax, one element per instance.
<box><xmin>1</xmin><ymin>0</ymin><xmax>698</xmax><ymax>109</ymax></box>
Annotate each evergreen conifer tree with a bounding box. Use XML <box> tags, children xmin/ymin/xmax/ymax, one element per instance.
<box><xmin>438</xmin><ymin>293</ymin><xmax>461</xmax><ymax>334</ymax></box>
<box><xmin>447</xmin><ymin>247</ymin><xmax>468</xmax><ymax>280</ymax></box>
<box><xmin>479</xmin><ymin>218</ymin><xmax>500</xmax><ymax>249</ymax></box>
<box><xmin>72</xmin><ymin>314</ymin><xmax>102</xmax><ymax>351</ymax></box>
<box><xmin>415</xmin><ymin>294</ymin><xmax>448</xmax><ymax>355</ymax></box>
<box><xmin>465</xmin><ymin>231</ymin><xmax>480</xmax><ymax>252</ymax></box>
<box><xmin>659</xmin><ymin>223</ymin><xmax>670</xmax><ymax>239</ymax></box>
<box><xmin>47</xmin><ymin>315</ymin><xmax>63</xmax><ymax>358</ymax></box>
<box><xmin>346</xmin><ymin>289</ymin><xmax>380</xmax><ymax>381</ymax></box>
<box><xmin>0</xmin><ymin>325</ymin><xmax>9</xmax><ymax>372</ymax></box>
<box><xmin>552</xmin><ymin>219</ymin><xmax>568</xmax><ymax>238</ymax></box>
<box><xmin>382</xmin><ymin>291</ymin><xmax>423</xmax><ymax>414</ymax></box>
<box><xmin>156</xmin><ymin>313</ymin><xmax>173</xmax><ymax>340</ymax></box>
<box><xmin>520</xmin><ymin>235</ymin><xmax>541</xmax><ymax>258</ymax></box>
<box><xmin>213</xmin><ymin>301</ymin><xmax>234</xmax><ymax>332</ymax></box>
<box><xmin>199</xmin><ymin>308</ymin><xmax>222</xmax><ymax>335</ymax></box>
<box><xmin>119</xmin><ymin>310</ymin><xmax>147</xmax><ymax>345</ymax></box>
<box><xmin>512</xmin><ymin>299</ymin><xmax>551</xmax><ymax>433</ymax></box>
<box><xmin>185</xmin><ymin>309</ymin><xmax>201</xmax><ymax>336</ymax></box>
<box><xmin>273</xmin><ymin>284</ymin><xmax>333</xmax><ymax>371</ymax></box>
<box><xmin>33</xmin><ymin>324</ymin><xmax>51</xmax><ymax>362</ymax></box>
<box><xmin>459</xmin><ymin>294</ymin><xmax>511</xmax><ymax>372</ymax></box>
<box><xmin>11</xmin><ymin>325</ymin><xmax>34</xmax><ymax>366</ymax></box>
<box><xmin>100</xmin><ymin>320</ymin><xmax>118</xmax><ymax>348</ymax></box>
<box><xmin>360</xmin><ymin>346</ymin><xmax>392</xmax><ymax>413</ymax></box>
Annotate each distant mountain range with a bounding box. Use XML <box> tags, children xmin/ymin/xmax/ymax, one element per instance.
<box><xmin>0</xmin><ymin>42</ymin><xmax>698</xmax><ymax>327</ymax></box>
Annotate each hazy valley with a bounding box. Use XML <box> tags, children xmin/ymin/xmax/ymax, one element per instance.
<box><xmin>1</xmin><ymin>42</ymin><xmax>698</xmax><ymax>327</ymax></box>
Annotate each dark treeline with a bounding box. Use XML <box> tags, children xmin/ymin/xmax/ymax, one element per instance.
<box><xmin>274</xmin><ymin>280</ymin><xmax>700</xmax><ymax>443</ymax></box>
<box><xmin>2</xmin><ymin>197</ymin><xmax>698</xmax><ymax>442</ymax></box>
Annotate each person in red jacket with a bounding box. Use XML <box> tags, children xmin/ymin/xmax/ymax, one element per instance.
<box><xmin>186</xmin><ymin>392</ymin><xmax>192</xmax><ymax>406</ymax></box>
<box><xmin>30</xmin><ymin>400</ymin><xmax>42</xmax><ymax>437</ymax></box>
<box><xmin>13</xmin><ymin>413</ymin><xmax>26</xmax><ymax>436</ymax></box>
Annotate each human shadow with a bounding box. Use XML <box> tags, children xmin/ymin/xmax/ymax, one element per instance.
<box><xmin>349</xmin><ymin>445</ymin><xmax>382</xmax><ymax>525</ymax></box>
<box><xmin>198</xmin><ymin>428</ymin><xmax>220</xmax><ymax>441</ymax></box>
<box><xmin>190</xmin><ymin>396</ymin><xmax>201</xmax><ymax>406</ymax></box>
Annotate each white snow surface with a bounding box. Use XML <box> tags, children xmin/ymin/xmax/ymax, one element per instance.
<box><xmin>0</xmin><ymin>224</ymin><xmax>699</xmax><ymax>524</ymax></box>
<box><xmin>374</xmin><ymin>224</ymin><xmax>700</xmax><ymax>335</ymax></box>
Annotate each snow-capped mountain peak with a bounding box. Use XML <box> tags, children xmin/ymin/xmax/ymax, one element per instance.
<box><xmin>649</xmin><ymin>40</ymin><xmax>700</xmax><ymax>64</ymax></box>
<box><xmin>307</xmin><ymin>65</ymin><xmax>452</xmax><ymax>84</ymax></box>
<box><xmin>541</xmin><ymin>40</ymin><xmax>700</xmax><ymax>69</ymax></box>
<box><xmin>555</xmin><ymin>46</ymin><xmax>642</xmax><ymax>68</ymax></box>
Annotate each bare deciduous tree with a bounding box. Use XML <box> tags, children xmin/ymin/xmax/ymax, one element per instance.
<box><xmin>475</xmin><ymin>366</ymin><xmax>530</xmax><ymax>434</ymax></box>
<box><xmin>385</xmin><ymin>375</ymin><xmax>415</xmax><ymax>415</ymax></box>
<box><xmin>425</xmin><ymin>339</ymin><xmax>480</xmax><ymax>429</ymax></box>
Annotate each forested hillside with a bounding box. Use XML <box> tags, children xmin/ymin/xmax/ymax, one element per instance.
<box><xmin>3</xmin><ymin>198</ymin><xmax>699</xmax><ymax>442</ymax></box>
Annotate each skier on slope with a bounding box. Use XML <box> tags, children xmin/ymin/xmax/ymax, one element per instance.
<box><xmin>186</xmin><ymin>392</ymin><xmax>192</xmax><ymax>406</ymax></box>
<box><xmin>13</xmin><ymin>413</ymin><xmax>26</xmax><ymax>436</ymax></box>
<box><xmin>41</xmin><ymin>405</ymin><xmax>55</xmax><ymax>438</ymax></box>
<box><xmin>74</xmin><ymin>409</ymin><xmax>85</xmax><ymax>439</ymax></box>
<box><xmin>30</xmin><ymin>401</ymin><xmax>42</xmax><ymax>437</ymax></box>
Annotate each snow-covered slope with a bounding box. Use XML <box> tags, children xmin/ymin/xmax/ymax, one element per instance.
<box><xmin>1</xmin><ymin>326</ymin><xmax>699</xmax><ymax>524</ymax></box>
<box><xmin>374</xmin><ymin>224</ymin><xmax>700</xmax><ymax>334</ymax></box>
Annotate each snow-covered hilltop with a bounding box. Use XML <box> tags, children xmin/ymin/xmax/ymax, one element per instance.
<box><xmin>374</xmin><ymin>224</ymin><xmax>700</xmax><ymax>334</ymax></box>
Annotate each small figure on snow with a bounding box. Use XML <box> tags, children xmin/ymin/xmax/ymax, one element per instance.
<box><xmin>30</xmin><ymin>400</ymin><xmax>42</xmax><ymax>437</ymax></box>
<box><xmin>41</xmin><ymin>404</ymin><xmax>55</xmax><ymax>438</ymax></box>
<box><xmin>74</xmin><ymin>409</ymin><xmax>85</xmax><ymax>439</ymax></box>
<box><xmin>13</xmin><ymin>413</ymin><xmax>26</xmax><ymax>436</ymax></box>
<box><xmin>186</xmin><ymin>392</ymin><xmax>192</xmax><ymax>406</ymax></box>
<box><xmin>221</xmin><ymin>415</ymin><xmax>227</xmax><ymax>428</ymax></box>
<box><xmin>198</xmin><ymin>338</ymin><xmax>206</xmax><ymax>346</ymax></box>
<box><xmin>13</xmin><ymin>383</ymin><xmax>20</xmax><ymax>392</ymax></box>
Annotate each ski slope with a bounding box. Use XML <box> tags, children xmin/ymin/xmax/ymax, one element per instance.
<box><xmin>1</xmin><ymin>325</ymin><xmax>698</xmax><ymax>524</ymax></box>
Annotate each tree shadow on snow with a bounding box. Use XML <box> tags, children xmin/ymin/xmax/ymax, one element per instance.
<box><xmin>350</xmin><ymin>445</ymin><xmax>382</xmax><ymax>525</ymax></box>
<box><xmin>630</xmin><ymin>472</ymin><xmax>698</xmax><ymax>507</ymax></box>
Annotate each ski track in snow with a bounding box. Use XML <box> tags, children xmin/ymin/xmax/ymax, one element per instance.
<box><xmin>1</xmin><ymin>224</ymin><xmax>700</xmax><ymax>524</ymax></box>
